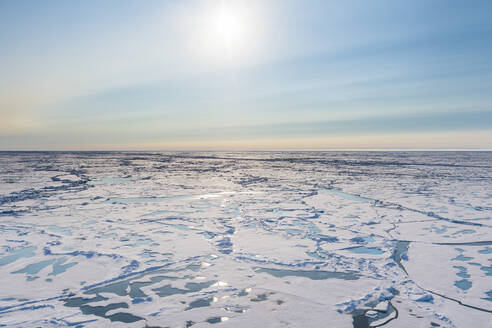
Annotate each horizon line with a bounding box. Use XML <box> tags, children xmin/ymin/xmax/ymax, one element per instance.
<box><xmin>1</xmin><ymin>148</ymin><xmax>492</xmax><ymax>153</ymax></box>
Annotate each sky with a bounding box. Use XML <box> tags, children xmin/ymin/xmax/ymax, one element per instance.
<box><xmin>1</xmin><ymin>0</ymin><xmax>491</xmax><ymax>150</ymax></box>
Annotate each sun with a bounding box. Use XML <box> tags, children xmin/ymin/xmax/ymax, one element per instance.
<box><xmin>184</xmin><ymin>0</ymin><xmax>264</xmax><ymax>64</ymax></box>
<box><xmin>214</xmin><ymin>4</ymin><xmax>243</xmax><ymax>51</ymax></box>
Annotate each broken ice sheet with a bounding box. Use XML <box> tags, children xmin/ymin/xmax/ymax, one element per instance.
<box><xmin>0</xmin><ymin>151</ymin><xmax>491</xmax><ymax>327</ymax></box>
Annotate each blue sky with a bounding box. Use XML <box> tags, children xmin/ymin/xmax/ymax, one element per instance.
<box><xmin>1</xmin><ymin>0</ymin><xmax>491</xmax><ymax>150</ymax></box>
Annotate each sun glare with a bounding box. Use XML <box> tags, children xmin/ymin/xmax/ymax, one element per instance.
<box><xmin>183</xmin><ymin>0</ymin><xmax>264</xmax><ymax>65</ymax></box>
<box><xmin>215</xmin><ymin>5</ymin><xmax>243</xmax><ymax>50</ymax></box>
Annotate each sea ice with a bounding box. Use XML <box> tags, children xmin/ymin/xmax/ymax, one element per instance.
<box><xmin>0</xmin><ymin>151</ymin><xmax>491</xmax><ymax>327</ymax></box>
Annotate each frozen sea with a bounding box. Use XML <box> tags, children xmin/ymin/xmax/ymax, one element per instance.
<box><xmin>0</xmin><ymin>151</ymin><xmax>491</xmax><ymax>328</ymax></box>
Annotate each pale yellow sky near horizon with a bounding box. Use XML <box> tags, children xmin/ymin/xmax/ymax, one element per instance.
<box><xmin>3</xmin><ymin>130</ymin><xmax>490</xmax><ymax>151</ymax></box>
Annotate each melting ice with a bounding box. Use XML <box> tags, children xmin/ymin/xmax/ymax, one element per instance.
<box><xmin>0</xmin><ymin>151</ymin><xmax>491</xmax><ymax>327</ymax></box>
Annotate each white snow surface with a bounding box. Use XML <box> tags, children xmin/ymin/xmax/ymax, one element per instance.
<box><xmin>0</xmin><ymin>151</ymin><xmax>491</xmax><ymax>327</ymax></box>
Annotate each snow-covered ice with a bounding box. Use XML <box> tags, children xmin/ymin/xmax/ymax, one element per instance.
<box><xmin>0</xmin><ymin>151</ymin><xmax>491</xmax><ymax>327</ymax></box>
